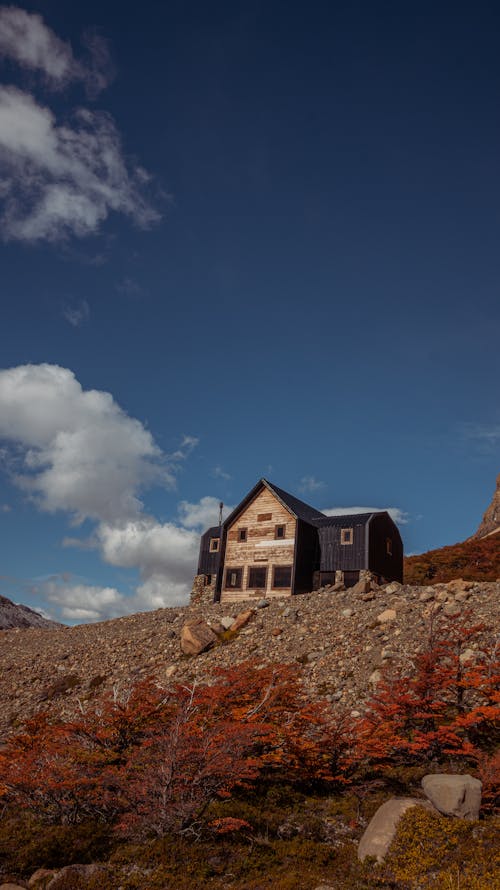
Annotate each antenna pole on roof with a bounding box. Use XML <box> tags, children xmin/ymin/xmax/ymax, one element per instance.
<box><xmin>218</xmin><ymin>501</ymin><xmax>223</xmax><ymax>528</ymax></box>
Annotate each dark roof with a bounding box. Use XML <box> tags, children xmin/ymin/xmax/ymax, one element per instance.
<box><xmin>222</xmin><ymin>478</ymin><xmax>326</xmax><ymax>529</ymax></box>
<box><xmin>314</xmin><ymin>512</ymin><xmax>381</xmax><ymax>528</ymax></box>
<box><xmin>201</xmin><ymin>525</ymin><xmax>222</xmax><ymax>539</ymax></box>
<box><xmin>266</xmin><ymin>481</ymin><xmax>327</xmax><ymax>523</ymax></box>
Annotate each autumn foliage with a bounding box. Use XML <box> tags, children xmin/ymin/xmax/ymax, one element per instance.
<box><xmin>404</xmin><ymin>532</ymin><xmax>500</xmax><ymax>584</ymax></box>
<box><xmin>0</xmin><ymin>625</ymin><xmax>498</xmax><ymax>844</ymax></box>
<box><xmin>0</xmin><ymin>663</ymin><xmax>353</xmax><ymax>839</ymax></box>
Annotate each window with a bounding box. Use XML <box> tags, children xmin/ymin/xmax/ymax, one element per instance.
<box><xmin>248</xmin><ymin>566</ymin><xmax>267</xmax><ymax>588</ymax></box>
<box><xmin>272</xmin><ymin>565</ymin><xmax>292</xmax><ymax>588</ymax></box>
<box><xmin>275</xmin><ymin>524</ymin><xmax>286</xmax><ymax>539</ymax></box>
<box><xmin>386</xmin><ymin>537</ymin><xmax>393</xmax><ymax>556</ymax></box>
<box><xmin>225</xmin><ymin>568</ymin><xmax>243</xmax><ymax>589</ymax></box>
<box><xmin>340</xmin><ymin>528</ymin><xmax>353</xmax><ymax>545</ymax></box>
<box><xmin>238</xmin><ymin>528</ymin><xmax>247</xmax><ymax>542</ymax></box>
<box><xmin>209</xmin><ymin>537</ymin><xmax>220</xmax><ymax>553</ymax></box>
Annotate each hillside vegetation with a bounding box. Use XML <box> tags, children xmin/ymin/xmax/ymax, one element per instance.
<box><xmin>404</xmin><ymin>531</ymin><xmax>500</xmax><ymax>584</ymax></box>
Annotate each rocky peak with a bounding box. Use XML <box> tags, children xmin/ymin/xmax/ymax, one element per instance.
<box><xmin>0</xmin><ymin>594</ymin><xmax>61</xmax><ymax>630</ymax></box>
<box><xmin>473</xmin><ymin>473</ymin><xmax>500</xmax><ymax>539</ymax></box>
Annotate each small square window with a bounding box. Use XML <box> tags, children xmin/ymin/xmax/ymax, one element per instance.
<box><xmin>272</xmin><ymin>565</ymin><xmax>292</xmax><ymax>588</ymax></box>
<box><xmin>225</xmin><ymin>568</ymin><xmax>243</xmax><ymax>589</ymax></box>
<box><xmin>275</xmin><ymin>524</ymin><xmax>286</xmax><ymax>539</ymax></box>
<box><xmin>340</xmin><ymin>528</ymin><xmax>353</xmax><ymax>545</ymax></box>
<box><xmin>209</xmin><ymin>538</ymin><xmax>220</xmax><ymax>553</ymax></box>
<box><xmin>238</xmin><ymin>528</ymin><xmax>247</xmax><ymax>542</ymax></box>
<box><xmin>386</xmin><ymin>538</ymin><xmax>393</xmax><ymax>556</ymax></box>
<box><xmin>248</xmin><ymin>566</ymin><xmax>267</xmax><ymax>588</ymax></box>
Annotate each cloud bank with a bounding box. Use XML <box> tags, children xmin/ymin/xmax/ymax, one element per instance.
<box><xmin>0</xmin><ymin>6</ymin><xmax>113</xmax><ymax>94</ymax></box>
<box><xmin>0</xmin><ymin>364</ymin><xmax>219</xmax><ymax>621</ymax></box>
<box><xmin>0</xmin><ymin>8</ymin><xmax>158</xmax><ymax>242</ymax></box>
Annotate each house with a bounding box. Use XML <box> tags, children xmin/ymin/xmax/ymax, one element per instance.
<box><xmin>196</xmin><ymin>478</ymin><xmax>403</xmax><ymax>604</ymax></box>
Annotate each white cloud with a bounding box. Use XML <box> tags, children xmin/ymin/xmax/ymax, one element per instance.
<box><xmin>0</xmin><ymin>363</ymin><xmax>171</xmax><ymax>523</ymax></box>
<box><xmin>178</xmin><ymin>496</ymin><xmax>232</xmax><ymax>530</ymax></box>
<box><xmin>299</xmin><ymin>475</ymin><xmax>324</xmax><ymax>494</ymax></box>
<box><xmin>0</xmin><ymin>363</ymin><xmax>222</xmax><ymax>618</ymax></box>
<box><xmin>42</xmin><ymin>579</ymin><xmax>126</xmax><ymax>622</ymax></box>
<box><xmin>62</xmin><ymin>298</ymin><xmax>89</xmax><ymax>327</ymax></box>
<box><xmin>324</xmin><ymin>506</ymin><xmax>409</xmax><ymax>525</ymax></box>
<box><xmin>0</xmin><ymin>6</ymin><xmax>113</xmax><ymax>94</ymax></box>
<box><xmin>0</xmin><ymin>86</ymin><xmax>159</xmax><ymax>242</ymax></box>
<box><xmin>212</xmin><ymin>465</ymin><xmax>231</xmax><ymax>481</ymax></box>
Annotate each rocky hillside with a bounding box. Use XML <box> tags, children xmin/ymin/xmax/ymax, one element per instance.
<box><xmin>0</xmin><ymin>594</ymin><xmax>60</xmax><ymax>631</ymax></box>
<box><xmin>0</xmin><ymin>578</ymin><xmax>498</xmax><ymax>740</ymax></box>
<box><xmin>404</xmin><ymin>530</ymin><xmax>500</xmax><ymax>584</ymax></box>
<box><xmin>473</xmin><ymin>472</ymin><xmax>500</xmax><ymax>539</ymax></box>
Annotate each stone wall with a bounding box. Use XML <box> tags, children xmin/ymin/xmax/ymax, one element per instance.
<box><xmin>190</xmin><ymin>574</ymin><xmax>216</xmax><ymax>607</ymax></box>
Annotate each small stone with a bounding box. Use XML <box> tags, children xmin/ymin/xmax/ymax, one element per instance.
<box><xmin>220</xmin><ymin>616</ymin><xmax>234</xmax><ymax>630</ymax></box>
<box><xmin>271</xmin><ymin>627</ymin><xmax>283</xmax><ymax>637</ymax></box>
<box><xmin>341</xmin><ymin>608</ymin><xmax>353</xmax><ymax>618</ymax></box>
<box><xmin>419</xmin><ymin>590</ymin><xmax>435</xmax><ymax>602</ymax></box>
<box><xmin>256</xmin><ymin>599</ymin><xmax>270</xmax><ymax>609</ymax></box>
<box><xmin>385</xmin><ymin>581</ymin><xmax>402</xmax><ymax>595</ymax></box>
<box><xmin>351</xmin><ymin>579</ymin><xmax>372</xmax><ymax>595</ymax></box>
<box><xmin>443</xmin><ymin>603</ymin><xmax>461</xmax><ymax>618</ymax></box>
<box><xmin>459</xmin><ymin>648</ymin><xmax>475</xmax><ymax>665</ymax></box>
<box><xmin>231</xmin><ymin>609</ymin><xmax>254</xmax><ymax>632</ymax></box>
<box><xmin>369</xmin><ymin>670</ymin><xmax>382</xmax><ymax>685</ymax></box>
<box><xmin>377</xmin><ymin>609</ymin><xmax>397</xmax><ymax>624</ymax></box>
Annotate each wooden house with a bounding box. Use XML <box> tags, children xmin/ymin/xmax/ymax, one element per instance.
<box><xmin>196</xmin><ymin>478</ymin><xmax>403</xmax><ymax>604</ymax></box>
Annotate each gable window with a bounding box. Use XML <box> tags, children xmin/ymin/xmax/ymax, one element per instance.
<box><xmin>238</xmin><ymin>528</ymin><xmax>247</xmax><ymax>542</ymax></box>
<box><xmin>225</xmin><ymin>567</ymin><xmax>243</xmax><ymax>589</ymax></box>
<box><xmin>275</xmin><ymin>524</ymin><xmax>286</xmax><ymax>539</ymax></box>
<box><xmin>386</xmin><ymin>538</ymin><xmax>393</xmax><ymax>556</ymax></box>
<box><xmin>209</xmin><ymin>538</ymin><xmax>220</xmax><ymax>553</ymax></box>
<box><xmin>272</xmin><ymin>565</ymin><xmax>292</xmax><ymax>588</ymax></box>
<box><xmin>340</xmin><ymin>528</ymin><xmax>353</xmax><ymax>545</ymax></box>
<box><xmin>248</xmin><ymin>566</ymin><xmax>267</xmax><ymax>588</ymax></box>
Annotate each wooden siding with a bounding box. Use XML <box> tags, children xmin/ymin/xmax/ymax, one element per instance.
<box><xmin>318</xmin><ymin>522</ymin><xmax>367</xmax><ymax>572</ymax></box>
<box><xmin>220</xmin><ymin>488</ymin><xmax>296</xmax><ymax>603</ymax></box>
<box><xmin>368</xmin><ymin>513</ymin><xmax>403</xmax><ymax>582</ymax></box>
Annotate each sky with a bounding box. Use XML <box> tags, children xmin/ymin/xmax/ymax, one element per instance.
<box><xmin>0</xmin><ymin>1</ymin><xmax>499</xmax><ymax>623</ymax></box>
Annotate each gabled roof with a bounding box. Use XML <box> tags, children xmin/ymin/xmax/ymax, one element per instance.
<box><xmin>223</xmin><ymin>478</ymin><xmax>326</xmax><ymax>528</ymax></box>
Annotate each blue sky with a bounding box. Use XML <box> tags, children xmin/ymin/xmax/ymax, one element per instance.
<box><xmin>0</xmin><ymin>1</ymin><xmax>499</xmax><ymax>622</ymax></box>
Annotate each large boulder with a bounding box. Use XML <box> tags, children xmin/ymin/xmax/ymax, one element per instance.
<box><xmin>358</xmin><ymin>797</ymin><xmax>435</xmax><ymax>863</ymax></box>
<box><xmin>421</xmin><ymin>774</ymin><xmax>482</xmax><ymax>820</ymax></box>
<box><xmin>180</xmin><ymin>620</ymin><xmax>217</xmax><ymax>656</ymax></box>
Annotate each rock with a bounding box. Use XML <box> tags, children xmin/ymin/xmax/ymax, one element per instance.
<box><xmin>358</xmin><ymin>797</ymin><xmax>435</xmax><ymax>862</ymax></box>
<box><xmin>459</xmin><ymin>648</ymin><xmax>475</xmax><ymax>664</ymax></box>
<box><xmin>0</xmin><ymin>884</ymin><xmax>29</xmax><ymax>889</ymax></box>
<box><xmin>473</xmin><ymin>473</ymin><xmax>500</xmax><ymax>539</ymax></box>
<box><xmin>421</xmin><ymin>774</ymin><xmax>482</xmax><ymax>820</ymax></box>
<box><xmin>231</xmin><ymin>609</ymin><xmax>254</xmax><ymax>632</ymax></box>
<box><xmin>377</xmin><ymin>609</ymin><xmax>397</xmax><ymax>624</ymax></box>
<box><xmin>271</xmin><ymin>627</ymin><xmax>283</xmax><ymax>636</ymax></box>
<box><xmin>46</xmin><ymin>865</ymin><xmax>107</xmax><ymax>888</ymax></box>
<box><xmin>207</xmin><ymin>619</ymin><xmax>225</xmax><ymax>635</ymax></box>
<box><xmin>369</xmin><ymin>669</ymin><xmax>382</xmax><ymax>685</ymax></box>
<box><xmin>220</xmin><ymin>616</ymin><xmax>234</xmax><ymax>629</ymax></box>
<box><xmin>419</xmin><ymin>590</ymin><xmax>435</xmax><ymax>602</ymax></box>
<box><xmin>180</xmin><ymin>620</ymin><xmax>217</xmax><ymax>655</ymax></box>
<box><xmin>385</xmin><ymin>581</ymin><xmax>402</xmax><ymax>595</ymax></box>
<box><xmin>350</xmin><ymin>579</ymin><xmax>372</xmax><ymax>595</ymax></box>
<box><xmin>341</xmin><ymin>608</ymin><xmax>353</xmax><ymax>618</ymax></box>
<box><xmin>443</xmin><ymin>602</ymin><xmax>461</xmax><ymax>618</ymax></box>
<box><xmin>256</xmin><ymin>599</ymin><xmax>270</xmax><ymax>609</ymax></box>
<box><xmin>446</xmin><ymin>579</ymin><xmax>474</xmax><ymax>593</ymax></box>
<box><xmin>28</xmin><ymin>869</ymin><xmax>57</xmax><ymax>887</ymax></box>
